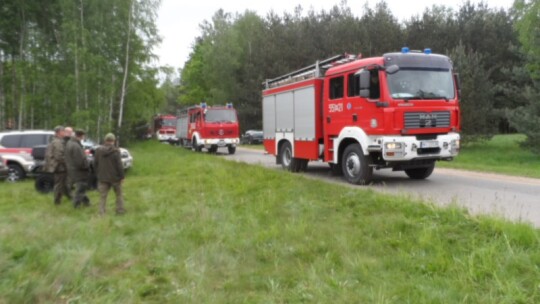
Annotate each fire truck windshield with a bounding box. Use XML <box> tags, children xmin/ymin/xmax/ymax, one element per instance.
<box><xmin>205</xmin><ymin>109</ymin><xmax>237</xmax><ymax>123</ymax></box>
<box><xmin>161</xmin><ymin>119</ymin><xmax>176</xmax><ymax>127</ymax></box>
<box><xmin>388</xmin><ymin>68</ymin><xmax>455</xmax><ymax>100</ymax></box>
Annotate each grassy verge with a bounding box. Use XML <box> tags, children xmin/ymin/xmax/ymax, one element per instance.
<box><xmin>439</xmin><ymin>134</ymin><xmax>540</xmax><ymax>178</ymax></box>
<box><xmin>1</xmin><ymin>142</ymin><xmax>539</xmax><ymax>303</ymax></box>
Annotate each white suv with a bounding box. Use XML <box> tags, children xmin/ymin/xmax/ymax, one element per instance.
<box><xmin>0</xmin><ymin>130</ymin><xmax>54</xmax><ymax>181</ymax></box>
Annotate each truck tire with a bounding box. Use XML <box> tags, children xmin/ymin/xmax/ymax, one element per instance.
<box><xmin>228</xmin><ymin>146</ymin><xmax>236</xmax><ymax>155</ymax></box>
<box><xmin>405</xmin><ymin>163</ymin><xmax>435</xmax><ymax>180</ymax></box>
<box><xmin>192</xmin><ymin>138</ymin><xmax>202</xmax><ymax>152</ymax></box>
<box><xmin>7</xmin><ymin>164</ymin><xmax>25</xmax><ymax>182</ymax></box>
<box><xmin>341</xmin><ymin>144</ymin><xmax>372</xmax><ymax>185</ymax></box>
<box><xmin>280</xmin><ymin>142</ymin><xmax>300</xmax><ymax>172</ymax></box>
<box><xmin>299</xmin><ymin>159</ymin><xmax>309</xmax><ymax>172</ymax></box>
<box><xmin>35</xmin><ymin>173</ymin><xmax>54</xmax><ymax>194</ymax></box>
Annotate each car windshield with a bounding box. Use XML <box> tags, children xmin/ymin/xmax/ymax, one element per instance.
<box><xmin>387</xmin><ymin>68</ymin><xmax>455</xmax><ymax>100</ymax></box>
<box><xmin>205</xmin><ymin>109</ymin><xmax>237</xmax><ymax>123</ymax></box>
<box><xmin>162</xmin><ymin>119</ymin><xmax>176</xmax><ymax>127</ymax></box>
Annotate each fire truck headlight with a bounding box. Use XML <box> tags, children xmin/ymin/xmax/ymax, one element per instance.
<box><xmin>450</xmin><ymin>139</ymin><xmax>460</xmax><ymax>153</ymax></box>
<box><xmin>385</xmin><ymin>142</ymin><xmax>403</xmax><ymax>150</ymax></box>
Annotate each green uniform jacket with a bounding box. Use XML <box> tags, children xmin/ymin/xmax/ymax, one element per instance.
<box><xmin>44</xmin><ymin>137</ymin><xmax>66</xmax><ymax>173</ymax></box>
<box><xmin>94</xmin><ymin>144</ymin><xmax>124</xmax><ymax>183</ymax></box>
<box><xmin>65</xmin><ymin>138</ymin><xmax>89</xmax><ymax>182</ymax></box>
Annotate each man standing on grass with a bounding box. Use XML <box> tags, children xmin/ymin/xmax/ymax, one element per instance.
<box><xmin>44</xmin><ymin>125</ymin><xmax>72</xmax><ymax>205</ymax></box>
<box><xmin>65</xmin><ymin>129</ymin><xmax>91</xmax><ymax>208</ymax></box>
<box><xmin>94</xmin><ymin>133</ymin><xmax>126</xmax><ymax>215</ymax></box>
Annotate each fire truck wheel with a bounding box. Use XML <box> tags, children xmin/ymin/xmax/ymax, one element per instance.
<box><xmin>299</xmin><ymin>159</ymin><xmax>309</xmax><ymax>172</ymax></box>
<box><xmin>280</xmin><ymin>142</ymin><xmax>299</xmax><ymax>172</ymax></box>
<box><xmin>341</xmin><ymin>144</ymin><xmax>373</xmax><ymax>185</ymax></box>
<box><xmin>228</xmin><ymin>146</ymin><xmax>236</xmax><ymax>155</ymax></box>
<box><xmin>405</xmin><ymin>163</ymin><xmax>435</xmax><ymax>180</ymax></box>
<box><xmin>192</xmin><ymin>138</ymin><xmax>202</xmax><ymax>152</ymax></box>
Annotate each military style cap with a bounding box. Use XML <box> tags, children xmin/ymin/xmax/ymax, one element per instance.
<box><xmin>104</xmin><ymin>133</ymin><xmax>116</xmax><ymax>142</ymax></box>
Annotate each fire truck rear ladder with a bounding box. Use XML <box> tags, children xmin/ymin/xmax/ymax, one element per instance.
<box><xmin>264</xmin><ymin>54</ymin><xmax>357</xmax><ymax>89</ymax></box>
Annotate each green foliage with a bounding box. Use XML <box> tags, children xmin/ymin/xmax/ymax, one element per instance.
<box><xmin>449</xmin><ymin>44</ymin><xmax>495</xmax><ymax>143</ymax></box>
<box><xmin>439</xmin><ymin>134</ymin><xmax>540</xmax><ymax>178</ymax></box>
<box><xmin>1</xmin><ymin>142</ymin><xmax>540</xmax><ymax>302</ymax></box>
<box><xmin>507</xmin><ymin>81</ymin><xmax>540</xmax><ymax>153</ymax></box>
<box><xmin>180</xmin><ymin>1</ymin><xmax>524</xmax><ymax>134</ymax></box>
<box><xmin>0</xmin><ymin>0</ymin><xmax>163</xmax><ymax>143</ymax></box>
<box><xmin>513</xmin><ymin>0</ymin><xmax>540</xmax><ymax>79</ymax></box>
<box><xmin>505</xmin><ymin>0</ymin><xmax>540</xmax><ymax>154</ymax></box>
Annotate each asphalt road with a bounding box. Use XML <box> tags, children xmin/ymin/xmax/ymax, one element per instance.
<box><xmin>220</xmin><ymin>147</ymin><xmax>540</xmax><ymax>228</ymax></box>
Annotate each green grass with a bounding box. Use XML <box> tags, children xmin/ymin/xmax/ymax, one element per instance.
<box><xmin>439</xmin><ymin>134</ymin><xmax>540</xmax><ymax>178</ymax></box>
<box><xmin>1</xmin><ymin>142</ymin><xmax>540</xmax><ymax>303</ymax></box>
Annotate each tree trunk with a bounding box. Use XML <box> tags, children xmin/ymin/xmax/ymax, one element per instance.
<box><xmin>11</xmin><ymin>57</ymin><xmax>17</xmax><ymax>130</ymax></box>
<box><xmin>75</xmin><ymin>45</ymin><xmax>80</xmax><ymax>111</ymax></box>
<box><xmin>117</xmin><ymin>0</ymin><xmax>133</xmax><ymax>144</ymax></box>
<box><xmin>17</xmin><ymin>6</ymin><xmax>26</xmax><ymax>130</ymax></box>
<box><xmin>0</xmin><ymin>50</ymin><xmax>5</xmax><ymax>129</ymax></box>
<box><xmin>109</xmin><ymin>73</ymin><xmax>115</xmax><ymax>128</ymax></box>
<box><xmin>80</xmin><ymin>0</ymin><xmax>88</xmax><ymax>110</ymax></box>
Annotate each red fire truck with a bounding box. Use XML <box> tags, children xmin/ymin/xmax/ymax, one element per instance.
<box><xmin>263</xmin><ymin>48</ymin><xmax>461</xmax><ymax>184</ymax></box>
<box><xmin>152</xmin><ymin>114</ymin><xmax>177</xmax><ymax>142</ymax></box>
<box><xmin>176</xmin><ymin>103</ymin><xmax>240</xmax><ymax>154</ymax></box>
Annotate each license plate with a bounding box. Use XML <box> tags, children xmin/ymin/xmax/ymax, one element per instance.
<box><xmin>217</xmin><ymin>140</ymin><xmax>226</xmax><ymax>147</ymax></box>
<box><xmin>420</xmin><ymin>140</ymin><xmax>439</xmax><ymax>148</ymax></box>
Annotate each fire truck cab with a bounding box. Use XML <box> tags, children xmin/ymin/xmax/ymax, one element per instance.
<box><xmin>263</xmin><ymin>48</ymin><xmax>461</xmax><ymax>185</ymax></box>
<box><xmin>153</xmin><ymin>114</ymin><xmax>177</xmax><ymax>142</ymax></box>
<box><xmin>176</xmin><ymin>103</ymin><xmax>240</xmax><ymax>154</ymax></box>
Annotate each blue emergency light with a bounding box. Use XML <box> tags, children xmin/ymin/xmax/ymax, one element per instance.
<box><xmin>401</xmin><ymin>47</ymin><xmax>410</xmax><ymax>54</ymax></box>
<box><xmin>424</xmin><ymin>48</ymin><xmax>432</xmax><ymax>55</ymax></box>
<box><xmin>201</xmin><ymin>102</ymin><xmax>207</xmax><ymax>108</ymax></box>
<box><xmin>226</xmin><ymin>103</ymin><xmax>233</xmax><ymax>109</ymax></box>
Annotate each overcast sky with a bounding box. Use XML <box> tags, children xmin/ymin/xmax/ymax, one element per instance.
<box><xmin>155</xmin><ymin>0</ymin><xmax>515</xmax><ymax>70</ymax></box>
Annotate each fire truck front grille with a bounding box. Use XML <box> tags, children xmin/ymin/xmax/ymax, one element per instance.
<box><xmin>404</xmin><ymin>111</ymin><xmax>451</xmax><ymax>129</ymax></box>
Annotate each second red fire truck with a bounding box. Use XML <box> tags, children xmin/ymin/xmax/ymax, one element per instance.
<box><xmin>263</xmin><ymin>48</ymin><xmax>461</xmax><ymax>184</ymax></box>
<box><xmin>152</xmin><ymin>114</ymin><xmax>177</xmax><ymax>142</ymax></box>
<box><xmin>176</xmin><ymin>103</ymin><xmax>240</xmax><ymax>154</ymax></box>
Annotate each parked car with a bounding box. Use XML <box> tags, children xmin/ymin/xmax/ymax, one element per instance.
<box><xmin>81</xmin><ymin>140</ymin><xmax>133</xmax><ymax>171</ymax></box>
<box><xmin>0</xmin><ymin>155</ymin><xmax>9</xmax><ymax>181</ymax></box>
<box><xmin>241</xmin><ymin>130</ymin><xmax>263</xmax><ymax>145</ymax></box>
<box><xmin>0</xmin><ymin>130</ymin><xmax>54</xmax><ymax>181</ymax></box>
<box><xmin>81</xmin><ymin>139</ymin><xmax>96</xmax><ymax>149</ymax></box>
<box><xmin>119</xmin><ymin>148</ymin><xmax>133</xmax><ymax>170</ymax></box>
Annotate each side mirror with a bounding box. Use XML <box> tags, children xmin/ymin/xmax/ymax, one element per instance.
<box><xmin>356</xmin><ymin>69</ymin><xmax>371</xmax><ymax>98</ymax></box>
<box><xmin>386</xmin><ymin>64</ymin><xmax>400</xmax><ymax>75</ymax></box>
<box><xmin>453</xmin><ymin>73</ymin><xmax>461</xmax><ymax>99</ymax></box>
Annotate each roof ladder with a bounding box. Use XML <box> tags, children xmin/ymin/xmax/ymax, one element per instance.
<box><xmin>264</xmin><ymin>54</ymin><xmax>357</xmax><ymax>89</ymax></box>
